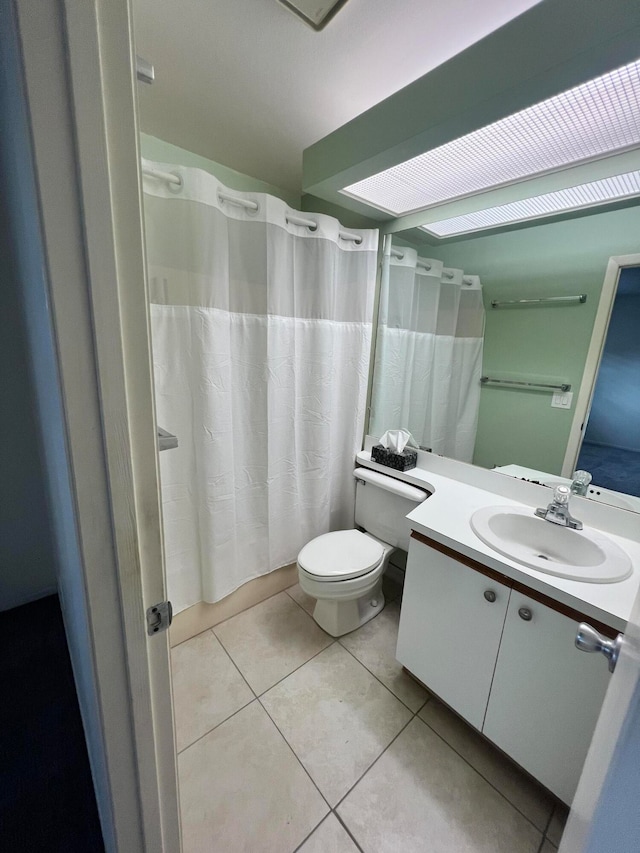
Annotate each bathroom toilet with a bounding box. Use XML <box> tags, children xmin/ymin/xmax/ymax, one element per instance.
<box><xmin>297</xmin><ymin>467</ymin><xmax>428</xmax><ymax>636</ymax></box>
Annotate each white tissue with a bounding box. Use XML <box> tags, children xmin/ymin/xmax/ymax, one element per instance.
<box><xmin>378</xmin><ymin>429</ymin><xmax>418</xmax><ymax>454</ymax></box>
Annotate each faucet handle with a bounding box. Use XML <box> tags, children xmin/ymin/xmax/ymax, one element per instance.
<box><xmin>553</xmin><ymin>485</ymin><xmax>571</xmax><ymax>505</ymax></box>
<box><xmin>571</xmin><ymin>470</ymin><xmax>592</xmax><ymax>496</ymax></box>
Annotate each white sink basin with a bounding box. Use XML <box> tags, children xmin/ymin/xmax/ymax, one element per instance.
<box><xmin>471</xmin><ymin>506</ymin><xmax>632</xmax><ymax>583</ymax></box>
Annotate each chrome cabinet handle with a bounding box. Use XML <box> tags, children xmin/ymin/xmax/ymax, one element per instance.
<box><xmin>484</xmin><ymin>590</ymin><xmax>496</xmax><ymax>603</ymax></box>
<box><xmin>575</xmin><ymin>623</ymin><xmax>623</xmax><ymax>673</ymax></box>
<box><xmin>518</xmin><ymin>607</ymin><xmax>532</xmax><ymax>621</ymax></box>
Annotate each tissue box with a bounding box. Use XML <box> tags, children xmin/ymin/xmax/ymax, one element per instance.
<box><xmin>371</xmin><ymin>444</ymin><xmax>417</xmax><ymax>471</ymax></box>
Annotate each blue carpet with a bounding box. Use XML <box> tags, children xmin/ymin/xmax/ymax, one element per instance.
<box><xmin>576</xmin><ymin>442</ymin><xmax>640</xmax><ymax>498</ymax></box>
<box><xmin>0</xmin><ymin>595</ymin><xmax>104</xmax><ymax>852</ymax></box>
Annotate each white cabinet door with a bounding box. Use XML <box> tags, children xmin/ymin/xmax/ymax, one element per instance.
<box><xmin>397</xmin><ymin>537</ymin><xmax>510</xmax><ymax>729</ymax></box>
<box><xmin>483</xmin><ymin>592</ymin><xmax>611</xmax><ymax>804</ymax></box>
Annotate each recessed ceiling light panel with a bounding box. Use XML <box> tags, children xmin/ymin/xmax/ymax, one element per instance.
<box><xmin>278</xmin><ymin>0</ymin><xmax>349</xmax><ymax>30</ymax></box>
<box><xmin>342</xmin><ymin>59</ymin><xmax>640</xmax><ymax>215</ymax></box>
<box><xmin>421</xmin><ymin>171</ymin><xmax>640</xmax><ymax>237</ymax></box>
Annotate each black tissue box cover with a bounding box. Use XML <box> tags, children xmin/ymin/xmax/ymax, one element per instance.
<box><xmin>371</xmin><ymin>444</ymin><xmax>417</xmax><ymax>471</ymax></box>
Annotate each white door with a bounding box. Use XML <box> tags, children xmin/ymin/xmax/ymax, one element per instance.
<box><xmin>562</xmin><ymin>254</ymin><xmax>640</xmax><ymax>478</ymax></box>
<box><xmin>13</xmin><ymin>0</ymin><xmax>180</xmax><ymax>850</ymax></box>
<box><xmin>559</xmin><ymin>582</ymin><xmax>640</xmax><ymax>851</ymax></box>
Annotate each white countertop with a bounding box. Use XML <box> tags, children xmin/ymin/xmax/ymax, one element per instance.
<box><xmin>357</xmin><ymin>451</ymin><xmax>640</xmax><ymax>632</ymax></box>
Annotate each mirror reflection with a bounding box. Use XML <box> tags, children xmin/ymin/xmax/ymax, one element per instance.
<box><xmin>369</xmin><ymin>246</ymin><xmax>485</xmax><ymax>463</ymax></box>
<box><xmin>370</xmin><ymin>213</ymin><xmax>640</xmax><ymax>512</ymax></box>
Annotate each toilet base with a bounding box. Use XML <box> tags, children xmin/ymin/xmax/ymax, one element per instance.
<box><xmin>312</xmin><ymin>579</ymin><xmax>385</xmax><ymax>637</ymax></box>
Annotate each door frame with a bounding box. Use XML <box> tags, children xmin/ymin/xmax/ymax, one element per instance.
<box><xmin>13</xmin><ymin>0</ymin><xmax>180</xmax><ymax>850</ymax></box>
<box><xmin>562</xmin><ymin>253</ymin><xmax>640</xmax><ymax>479</ymax></box>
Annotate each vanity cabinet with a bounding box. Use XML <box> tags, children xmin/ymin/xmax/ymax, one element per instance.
<box><xmin>483</xmin><ymin>590</ymin><xmax>610</xmax><ymax>804</ymax></box>
<box><xmin>396</xmin><ymin>538</ymin><xmax>509</xmax><ymax>729</ymax></box>
<box><xmin>397</xmin><ymin>532</ymin><xmax>614</xmax><ymax>803</ymax></box>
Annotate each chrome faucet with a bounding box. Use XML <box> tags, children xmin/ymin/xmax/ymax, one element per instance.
<box><xmin>571</xmin><ymin>470</ymin><xmax>592</xmax><ymax>497</ymax></box>
<box><xmin>535</xmin><ymin>485</ymin><xmax>583</xmax><ymax>530</ymax></box>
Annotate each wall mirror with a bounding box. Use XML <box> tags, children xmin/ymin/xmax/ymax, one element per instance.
<box><xmin>368</xmin><ymin>217</ymin><xmax>640</xmax><ymax>512</ymax></box>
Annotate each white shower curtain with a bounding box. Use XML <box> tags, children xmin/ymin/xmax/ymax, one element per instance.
<box><xmin>370</xmin><ymin>246</ymin><xmax>484</xmax><ymax>463</ymax></box>
<box><xmin>142</xmin><ymin>160</ymin><xmax>378</xmax><ymax>612</ymax></box>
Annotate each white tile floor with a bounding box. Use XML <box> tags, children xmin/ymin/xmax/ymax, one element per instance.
<box><xmin>173</xmin><ymin>581</ymin><xmax>567</xmax><ymax>853</ymax></box>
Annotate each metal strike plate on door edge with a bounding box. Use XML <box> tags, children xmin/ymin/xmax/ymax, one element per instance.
<box><xmin>146</xmin><ymin>600</ymin><xmax>173</xmax><ymax>635</ymax></box>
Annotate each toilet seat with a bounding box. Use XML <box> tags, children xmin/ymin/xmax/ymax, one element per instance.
<box><xmin>297</xmin><ymin>529</ymin><xmax>384</xmax><ymax>581</ymax></box>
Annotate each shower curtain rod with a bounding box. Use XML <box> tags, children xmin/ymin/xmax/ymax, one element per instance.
<box><xmin>141</xmin><ymin>165</ymin><xmax>182</xmax><ymax>187</ymax></box>
<box><xmin>284</xmin><ymin>212</ymin><xmax>362</xmax><ymax>243</ymax></box>
<box><xmin>141</xmin><ymin>163</ymin><xmax>364</xmax><ymax>242</ymax></box>
<box><xmin>389</xmin><ymin>249</ymin><xmax>475</xmax><ymax>285</ymax></box>
<box><xmin>389</xmin><ymin>248</ymin><xmax>434</xmax><ymax>272</ymax></box>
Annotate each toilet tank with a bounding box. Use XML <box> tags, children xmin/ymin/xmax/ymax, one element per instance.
<box><xmin>354</xmin><ymin>467</ymin><xmax>429</xmax><ymax>550</ymax></box>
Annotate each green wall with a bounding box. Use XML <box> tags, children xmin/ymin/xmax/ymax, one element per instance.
<box><xmin>140</xmin><ymin>133</ymin><xmax>300</xmax><ymax>208</ymax></box>
<box><xmin>301</xmin><ymin>193</ymin><xmax>383</xmax><ymax>231</ymax></box>
<box><xmin>140</xmin><ymin>134</ymin><xmax>383</xmax><ymax>233</ymax></box>
<box><xmin>434</xmin><ymin>206</ymin><xmax>640</xmax><ymax>474</ymax></box>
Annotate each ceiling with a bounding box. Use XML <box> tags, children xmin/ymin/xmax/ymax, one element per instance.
<box><xmin>132</xmin><ymin>0</ymin><xmax>542</xmax><ymax>197</ymax></box>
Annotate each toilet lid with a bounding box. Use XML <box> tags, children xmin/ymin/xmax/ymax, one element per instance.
<box><xmin>298</xmin><ymin>530</ymin><xmax>384</xmax><ymax>580</ymax></box>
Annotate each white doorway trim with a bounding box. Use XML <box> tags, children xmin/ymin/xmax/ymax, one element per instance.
<box><xmin>562</xmin><ymin>253</ymin><xmax>640</xmax><ymax>479</ymax></box>
<box><xmin>13</xmin><ymin>0</ymin><xmax>180</xmax><ymax>849</ymax></box>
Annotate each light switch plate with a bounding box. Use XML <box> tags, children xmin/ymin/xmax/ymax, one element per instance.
<box><xmin>551</xmin><ymin>391</ymin><xmax>573</xmax><ymax>409</ymax></box>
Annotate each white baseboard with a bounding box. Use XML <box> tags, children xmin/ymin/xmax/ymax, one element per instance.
<box><xmin>170</xmin><ymin>563</ymin><xmax>298</xmax><ymax>646</ymax></box>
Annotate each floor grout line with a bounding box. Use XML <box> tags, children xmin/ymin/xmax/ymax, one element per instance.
<box><xmin>210</xmin><ymin>586</ymin><xmax>299</xmax><ymax>635</ymax></box>
<box><xmin>177</xmin><ymin>595</ymin><xmax>423</xmax><ymax>793</ymax></box>
<box><xmin>176</xmin><ymin>583</ymin><xmax>552</xmax><ymax>851</ymax></box>
<box><xmin>417</xmin><ymin>712</ymin><xmax>552</xmax><ymax>836</ymax></box>
<box><xmin>332</xmin><ymin>707</ymin><xmax>420</xmax><ymax>814</ymax></box>
<box><xmin>537</xmin><ymin>830</ymin><xmax>559</xmax><ymax>853</ymax></box>
<box><xmin>209</xmin><ymin>628</ymin><xmax>259</xmax><ymax>698</ymax></box>
<box><xmin>337</xmin><ymin>634</ymin><xmax>428</xmax><ymax>714</ymax></box>
<box><xmin>231</xmin><ymin>607</ymin><xmax>426</xmax><ymax>839</ymax></box>
<box><xmin>290</xmin><ymin>814</ymin><xmax>333</xmax><ymax>853</ymax></box>
<box><xmin>174</xmin><ymin>629</ymin><xmax>262</xmax><ymax>755</ymax></box>
<box><xmin>256</xmin><ymin>640</ymin><xmax>336</xmax><ymax>699</ymax></box>
<box><xmin>171</xmin><ymin>584</ymin><xmax>298</xmax><ymax>649</ymax></box>
<box><xmin>174</xmin><ymin>603</ymin><xmax>336</xmax><ymax>757</ymax></box>
<box><xmin>284</xmin><ymin>585</ymin><xmax>316</xmax><ymax>617</ymax></box>
<box><xmin>334</xmin><ymin>810</ymin><xmax>366</xmax><ymax>853</ymax></box>
<box><xmin>290</xmin><ymin>809</ymin><xmax>366</xmax><ymax>853</ymax></box>
<box><xmin>288</xmin><ymin>581</ymin><xmax>423</xmax><ymax>715</ymax></box>
<box><xmin>176</xmin><ymin>695</ymin><xmax>258</xmax><ymax>756</ymax></box>
<box><xmin>211</xmin><ymin>602</ymin><xmax>334</xmax><ymax>699</ymax></box>
<box><xmin>257</xmin><ymin>694</ymin><xmax>332</xmax><ymax>812</ymax></box>
<box><xmin>212</xmin><ymin>590</ymin><xmax>424</xmax><ymax>849</ymax></box>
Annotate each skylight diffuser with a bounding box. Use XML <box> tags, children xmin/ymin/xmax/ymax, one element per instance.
<box><xmin>341</xmin><ymin>59</ymin><xmax>640</xmax><ymax>215</ymax></box>
<box><xmin>421</xmin><ymin>171</ymin><xmax>640</xmax><ymax>237</ymax></box>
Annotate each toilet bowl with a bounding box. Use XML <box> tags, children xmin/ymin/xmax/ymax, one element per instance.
<box><xmin>298</xmin><ymin>529</ymin><xmax>394</xmax><ymax>636</ymax></box>
<box><xmin>297</xmin><ymin>467</ymin><xmax>428</xmax><ymax>637</ymax></box>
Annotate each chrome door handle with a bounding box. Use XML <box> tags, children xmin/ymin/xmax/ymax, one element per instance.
<box><xmin>575</xmin><ymin>623</ymin><xmax>623</xmax><ymax>673</ymax></box>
